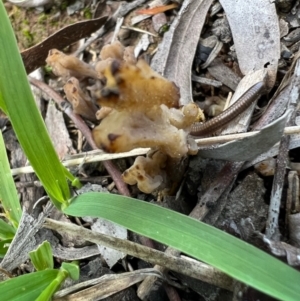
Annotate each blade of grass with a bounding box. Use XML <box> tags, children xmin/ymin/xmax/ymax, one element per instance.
<box><xmin>0</xmin><ymin>269</ymin><xmax>59</xmax><ymax>301</ymax></box>
<box><xmin>29</xmin><ymin>241</ymin><xmax>54</xmax><ymax>271</ymax></box>
<box><xmin>0</xmin><ymin>2</ymin><xmax>72</xmax><ymax>206</ymax></box>
<box><xmin>0</xmin><ymin>131</ymin><xmax>21</xmax><ymax>228</ymax></box>
<box><xmin>64</xmin><ymin>192</ymin><xmax>300</xmax><ymax>301</ymax></box>
<box><xmin>0</xmin><ymin>219</ymin><xmax>15</xmax><ymax>240</ymax></box>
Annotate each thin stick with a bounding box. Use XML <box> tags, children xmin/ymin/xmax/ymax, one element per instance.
<box><xmin>44</xmin><ymin>218</ymin><xmax>233</xmax><ymax>291</ymax></box>
<box><xmin>11</xmin><ymin>125</ymin><xmax>300</xmax><ymax>176</ymax></box>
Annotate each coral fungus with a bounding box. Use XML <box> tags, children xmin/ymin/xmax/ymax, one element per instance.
<box><xmin>92</xmin><ymin>59</ymin><xmax>199</xmax><ymax>158</ymax></box>
<box><xmin>64</xmin><ymin>77</ymin><xmax>98</xmax><ymax>122</ymax></box>
<box><xmin>46</xmin><ymin>49</ymin><xmax>98</xmax><ymax>81</ymax></box>
<box><xmin>46</xmin><ymin>41</ymin><xmax>203</xmax><ymax>193</ymax></box>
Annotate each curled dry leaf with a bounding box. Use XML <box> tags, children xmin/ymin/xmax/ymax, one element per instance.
<box><xmin>263</xmin><ymin>236</ymin><xmax>300</xmax><ymax>266</ymax></box>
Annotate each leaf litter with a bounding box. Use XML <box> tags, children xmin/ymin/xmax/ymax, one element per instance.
<box><xmin>3</xmin><ymin>0</ymin><xmax>300</xmax><ymax>300</ymax></box>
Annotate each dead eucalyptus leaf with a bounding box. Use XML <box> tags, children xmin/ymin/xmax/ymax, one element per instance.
<box><xmin>221</xmin><ymin>69</ymin><xmax>267</xmax><ymax>135</ymax></box>
<box><xmin>82</xmin><ymin>217</ymin><xmax>127</xmax><ymax>268</ymax></box>
<box><xmin>263</xmin><ymin>236</ymin><xmax>300</xmax><ymax>266</ymax></box>
<box><xmin>54</xmin><ymin>268</ymin><xmax>163</xmax><ymax>300</ymax></box>
<box><xmin>197</xmin><ymin>109</ymin><xmax>291</xmax><ymax>161</ymax></box>
<box><xmin>219</xmin><ymin>0</ymin><xmax>280</xmax><ymax>88</ymax></box>
<box><xmin>45</xmin><ymin>103</ymin><xmax>75</xmax><ymax>160</ymax></box>
<box><xmin>21</xmin><ymin>16</ymin><xmax>108</xmax><ymax>74</ymax></box>
<box><xmin>151</xmin><ymin>0</ymin><xmax>214</xmax><ymax>105</ymax></box>
<box><xmin>207</xmin><ymin>58</ymin><xmax>241</xmax><ymax>91</ymax></box>
<box><xmin>289</xmin><ymin>213</ymin><xmax>300</xmax><ymax>248</ymax></box>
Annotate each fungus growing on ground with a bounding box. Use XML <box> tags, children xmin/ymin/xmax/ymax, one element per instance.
<box><xmin>92</xmin><ymin>56</ymin><xmax>203</xmax><ymax>193</ymax></box>
<box><xmin>92</xmin><ymin>59</ymin><xmax>200</xmax><ymax>158</ymax></box>
<box><xmin>123</xmin><ymin>151</ymin><xmax>168</xmax><ymax>194</ymax></box>
<box><xmin>64</xmin><ymin>77</ymin><xmax>98</xmax><ymax>122</ymax></box>
<box><xmin>99</xmin><ymin>41</ymin><xmax>125</xmax><ymax>60</ymax></box>
<box><xmin>46</xmin><ymin>49</ymin><xmax>98</xmax><ymax>81</ymax></box>
<box><xmin>46</xmin><ymin>42</ymin><xmax>204</xmax><ymax>193</ymax></box>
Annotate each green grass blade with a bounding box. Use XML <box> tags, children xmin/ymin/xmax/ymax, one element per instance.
<box><xmin>0</xmin><ymin>131</ymin><xmax>21</xmax><ymax>228</ymax></box>
<box><xmin>35</xmin><ymin>269</ymin><xmax>68</xmax><ymax>301</ymax></box>
<box><xmin>0</xmin><ymin>239</ymin><xmax>12</xmax><ymax>257</ymax></box>
<box><xmin>64</xmin><ymin>193</ymin><xmax>300</xmax><ymax>301</ymax></box>
<box><xmin>0</xmin><ymin>269</ymin><xmax>59</xmax><ymax>301</ymax></box>
<box><xmin>29</xmin><ymin>241</ymin><xmax>54</xmax><ymax>271</ymax></box>
<box><xmin>0</xmin><ymin>2</ymin><xmax>71</xmax><ymax>204</ymax></box>
<box><xmin>0</xmin><ymin>219</ymin><xmax>15</xmax><ymax>240</ymax></box>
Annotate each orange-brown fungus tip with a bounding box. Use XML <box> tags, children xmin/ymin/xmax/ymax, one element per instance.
<box><xmin>64</xmin><ymin>77</ymin><xmax>98</xmax><ymax>122</ymax></box>
<box><xmin>96</xmin><ymin>59</ymin><xmax>180</xmax><ymax>111</ymax></box>
<box><xmin>100</xmin><ymin>41</ymin><xmax>125</xmax><ymax>60</ymax></box>
<box><xmin>46</xmin><ymin>49</ymin><xmax>98</xmax><ymax>81</ymax></box>
<box><xmin>92</xmin><ymin>59</ymin><xmax>200</xmax><ymax>159</ymax></box>
<box><xmin>122</xmin><ymin>151</ymin><xmax>168</xmax><ymax>194</ymax></box>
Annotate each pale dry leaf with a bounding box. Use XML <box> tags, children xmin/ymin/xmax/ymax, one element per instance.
<box><xmin>221</xmin><ymin>69</ymin><xmax>267</xmax><ymax>135</ymax></box>
<box><xmin>151</xmin><ymin>0</ymin><xmax>214</xmax><ymax>105</ymax></box>
<box><xmin>82</xmin><ymin>216</ymin><xmax>127</xmax><ymax>268</ymax></box>
<box><xmin>45</xmin><ymin>103</ymin><xmax>76</xmax><ymax>160</ymax></box>
<box><xmin>197</xmin><ymin>109</ymin><xmax>291</xmax><ymax>161</ymax></box>
<box><xmin>91</xmin><ymin>219</ymin><xmax>127</xmax><ymax>268</ymax></box>
<box><xmin>263</xmin><ymin>236</ymin><xmax>300</xmax><ymax>266</ymax></box>
<box><xmin>219</xmin><ymin>0</ymin><xmax>280</xmax><ymax>88</ymax></box>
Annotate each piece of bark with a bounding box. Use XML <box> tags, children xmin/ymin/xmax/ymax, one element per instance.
<box><xmin>45</xmin><ymin>103</ymin><xmax>75</xmax><ymax>160</ymax></box>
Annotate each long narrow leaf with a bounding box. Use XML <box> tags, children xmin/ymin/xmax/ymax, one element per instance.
<box><xmin>0</xmin><ymin>269</ymin><xmax>59</xmax><ymax>301</ymax></box>
<box><xmin>64</xmin><ymin>193</ymin><xmax>300</xmax><ymax>301</ymax></box>
<box><xmin>0</xmin><ymin>2</ymin><xmax>71</xmax><ymax>205</ymax></box>
<box><xmin>0</xmin><ymin>131</ymin><xmax>21</xmax><ymax>228</ymax></box>
<box><xmin>0</xmin><ymin>219</ymin><xmax>15</xmax><ymax>240</ymax></box>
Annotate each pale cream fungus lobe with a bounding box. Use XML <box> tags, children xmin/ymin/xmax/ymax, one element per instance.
<box><xmin>92</xmin><ymin>55</ymin><xmax>202</xmax><ymax>193</ymax></box>
<box><xmin>122</xmin><ymin>151</ymin><xmax>168</xmax><ymax>194</ymax></box>
<box><xmin>92</xmin><ymin>59</ymin><xmax>199</xmax><ymax>158</ymax></box>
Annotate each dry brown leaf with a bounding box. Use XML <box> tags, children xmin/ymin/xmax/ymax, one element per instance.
<box><xmin>21</xmin><ymin>16</ymin><xmax>108</xmax><ymax>74</ymax></box>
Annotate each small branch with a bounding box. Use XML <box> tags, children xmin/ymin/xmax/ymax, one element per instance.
<box><xmin>44</xmin><ymin>218</ymin><xmax>233</xmax><ymax>291</ymax></box>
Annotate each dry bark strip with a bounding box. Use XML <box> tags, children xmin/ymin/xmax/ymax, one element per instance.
<box><xmin>265</xmin><ymin>59</ymin><xmax>300</xmax><ymax>240</ymax></box>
